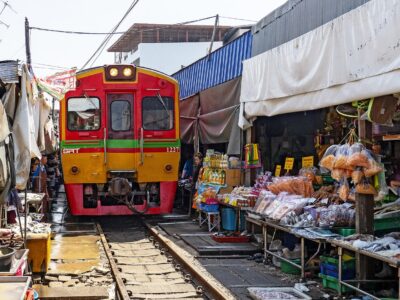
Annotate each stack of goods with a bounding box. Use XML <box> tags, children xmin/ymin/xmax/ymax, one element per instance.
<box><xmin>267</xmin><ymin>177</ymin><xmax>314</xmax><ymax>197</ymax></box>
<box><xmin>218</xmin><ymin>186</ymin><xmax>257</xmax><ymax>208</ymax></box>
<box><xmin>340</xmin><ymin>232</ymin><xmax>400</xmax><ymax>260</ymax></box>
<box><xmin>200</xmin><ymin>151</ymin><xmax>228</xmax><ymax>185</ymax></box>
<box><xmin>299</xmin><ymin>167</ymin><xmax>323</xmax><ymax>186</ymax></box>
<box><xmin>195</xmin><ymin>186</ymin><xmax>219</xmax><ymax>211</ymax></box>
<box><xmin>251</xmin><ymin>189</ymin><xmax>356</xmax><ymax>228</ymax></box>
<box><xmin>319</xmin><ymin>141</ymin><xmax>384</xmax><ymax>201</ymax></box>
<box><xmin>319</xmin><ymin>254</ymin><xmax>355</xmax><ymax>292</ymax></box>
<box><xmin>253</xmin><ymin>171</ymin><xmax>273</xmax><ymax>191</ymax></box>
<box><xmin>252</xmin><ymin>191</ymin><xmax>310</xmax><ymax>221</ymax></box>
<box><xmin>244</xmin><ymin>143</ymin><xmax>261</xmax><ymax>168</ymax></box>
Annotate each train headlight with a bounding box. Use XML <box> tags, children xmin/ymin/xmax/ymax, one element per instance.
<box><xmin>164</xmin><ymin>164</ymin><xmax>173</xmax><ymax>173</ymax></box>
<box><xmin>123</xmin><ymin>67</ymin><xmax>132</xmax><ymax>77</ymax></box>
<box><xmin>71</xmin><ymin>166</ymin><xmax>80</xmax><ymax>175</ymax></box>
<box><xmin>109</xmin><ymin>67</ymin><xmax>119</xmax><ymax>77</ymax></box>
<box><xmin>105</xmin><ymin>65</ymin><xmax>136</xmax><ymax>81</ymax></box>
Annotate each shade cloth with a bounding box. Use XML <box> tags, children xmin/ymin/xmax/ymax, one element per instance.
<box><xmin>239</xmin><ymin>0</ymin><xmax>400</xmax><ymax>128</ymax></box>
<box><xmin>179</xmin><ymin>77</ymin><xmax>242</xmax><ymax>155</ymax></box>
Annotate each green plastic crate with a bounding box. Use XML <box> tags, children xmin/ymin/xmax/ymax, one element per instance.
<box><xmin>374</xmin><ymin>217</ymin><xmax>400</xmax><ymax>232</ymax></box>
<box><xmin>319</xmin><ymin>273</ymin><xmax>353</xmax><ymax>293</ymax></box>
<box><xmin>281</xmin><ymin>258</ymin><xmax>301</xmax><ymax>275</ymax></box>
<box><xmin>333</xmin><ymin>228</ymin><xmax>356</xmax><ymax>237</ymax></box>
<box><xmin>322</xmin><ymin>174</ymin><xmax>335</xmax><ymax>185</ymax></box>
<box><xmin>320</xmin><ymin>255</ymin><xmax>355</xmax><ymax>270</ymax></box>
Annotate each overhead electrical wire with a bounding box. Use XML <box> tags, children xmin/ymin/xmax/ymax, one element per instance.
<box><xmin>81</xmin><ymin>0</ymin><xmax>140</xmax><ymax>69</ymax></box>
<box><xmin>29</xmin><ymin>15</ymin><xmax>219</xmax><ymax>36</ymax></box>
<box><xmin>219</xmin><ymin>16</ymin><xmax>257</xmax><ymax>22</ymax></box>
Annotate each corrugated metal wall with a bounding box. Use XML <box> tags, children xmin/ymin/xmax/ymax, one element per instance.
<box><xmin>0</xmin><ymin>60</ymin><xmax>19</xmax><ymax>83</ymax></box>
<box><xmin>252</xmin><ymin>0</ymin><xmax>371</xmax><ymax>56</ymax></box>
<box><xmin>173</xmin><ymin>31</ymin><xmax>252</xmax><ymax>100</ymax></box>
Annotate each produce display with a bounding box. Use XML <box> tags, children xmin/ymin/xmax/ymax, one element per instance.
<box><xmin>218</xmin><ymin>186</ymin><xmax>257</xmax><ymax>207</ymax></box>
<box><xmin>267</xmin><ymin>177</ymin><xmax>314</xmax><ymax>197</ymax></box>
<box><xmin>341</xmin><ymin>232</ymin><xmax>400</xmax><ymax>260</ymax></box>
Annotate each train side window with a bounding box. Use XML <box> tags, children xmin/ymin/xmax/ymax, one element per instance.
<box><xmin>111</xmin><ymin>100</ymin><xmax>131</xmax><ymax>131</ymax></box>
<box><xmin>142</xmin><ymin>96</ymin><xmax>174</xmax><ymax>131</ymax></box>
<box><xmin>67</xmin><ymin>97</ymin><xmax>100</xmax><ymax>131</ymax></box>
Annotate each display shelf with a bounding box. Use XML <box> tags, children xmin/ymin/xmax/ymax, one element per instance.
<box><xmin>246</xmin><ymin>216</ymin><xmax>400</xmax><ymax>299</ymax></box>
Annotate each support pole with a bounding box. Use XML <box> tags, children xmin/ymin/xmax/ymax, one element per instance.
<box><xmin>355</xmin><ymin>114</ymin><xmax>374</xmax><ymax>282</ymax></box>
<box><xmin>24</xmin><ymin>17</ymin><xmax>32</xmax><ymax>70</ymax></box>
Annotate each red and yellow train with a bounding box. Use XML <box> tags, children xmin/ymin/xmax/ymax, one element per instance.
<box><xmin>59</xmin><ymin>65</ymin><xmax>180</xmax><ymax>215</ymax></box>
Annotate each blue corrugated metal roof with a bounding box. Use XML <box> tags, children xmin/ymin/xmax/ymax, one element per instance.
<box><xmin>252</xmin><ymin>0</ymin><xmax>371</xmax><ymax>56</ymax></box>
<box><xmin>173</xmin><ymin>31</ymin><xmax>252</xmax><ymax>99</ymax></box>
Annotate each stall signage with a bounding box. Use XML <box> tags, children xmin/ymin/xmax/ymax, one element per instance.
<box><xmin>284</xmin><ymin>157</ymin><xmax>294</xmax><ymax>171</ymax></box>
<box><xmin>302</xmin><ymin>156</ymin><xmax>314</xmax><ymax>168</ymax></box>
<box><xmin>275</xmin><ymin>165</ymin><xmax>282</xmax><ymax>177</ymax></box>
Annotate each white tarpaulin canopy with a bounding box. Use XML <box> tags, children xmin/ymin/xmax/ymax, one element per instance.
<box><xmin>239</xmin><ymin>0</ymin><xmax>400</xmax><ymax>129</ymax></box>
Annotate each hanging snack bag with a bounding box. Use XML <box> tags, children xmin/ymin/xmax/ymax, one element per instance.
<box><xmin>333</xmin><ymin>144</ymin><xmax>351</xmax><ymax>169</ymax></box>
<box><xmin>338</xmin><ymin>179</ymin><xmax>350</xmax><ymax>201</ymax></box>
<box><xmin>351</xmin><ymin>167</ymin><xmax>364</xmax><ymax>185</ymax></box>
<box><xmin>364</xmin><ymin>158</ymin><xmax>384</xmax><ymax>178</ymax></box>
<box><xmin>355</xmin><ymin>178</ymin><xmax>377</xmax><ymax>195</ymax></box>
<box><xmin>348</xmin><ymin>143</ymin><xmax>369</xmax><ymax>168</ymax></box>
<box><xmin>331</xmin><ymin>168</ymin><xmax>345</xmax><ymax>181</ymax></box>
<box><xmin>319</xmin><ymin>145</ymin><xmax>338</xmax><ymax>171</ymax></box>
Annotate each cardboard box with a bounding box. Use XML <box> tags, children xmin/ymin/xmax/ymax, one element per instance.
<box><xmin>225</xmin><ymin>169</ymin><xmax>241</xmax><ymax>187</ymax></box>
<box><xmin>219</xmin><ymin>186</ymin><xmax>234</xmax><ymax>194</ymax></box>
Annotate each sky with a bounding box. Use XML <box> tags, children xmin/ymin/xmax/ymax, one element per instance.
<box><xmin>0</xmin><ymin>0</ymin><xmax>286</xmax><ymax>77</ymax></box>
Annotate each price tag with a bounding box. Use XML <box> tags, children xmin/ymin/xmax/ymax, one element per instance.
<box><xmin>302</xmin><ymin>156</ymin><xmax>314</xmax><ymax>168</ymax></box>
<box><xmin>275</xmin><ymin>165</ymin><xmax>281</xmax><ymax>177</ymax></box>
<box><xmin>284</xmin><ymin>157</ymin><xmax>294</xmax><ymax>171</ymax></box>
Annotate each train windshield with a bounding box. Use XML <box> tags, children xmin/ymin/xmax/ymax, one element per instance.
<box><xmin>142</xmin><ymin>96</ymin><xmax>174</xmax><ymax>131</ymax></box>
<box><xmin>67</xmin><ymin>97</ymin><xmax>100</xmax><ymax>131</ymax></box>
<box><xmin>111</xmin><ymin>100</ymin><xmax>131</xmax><ymax>131</ymax></box>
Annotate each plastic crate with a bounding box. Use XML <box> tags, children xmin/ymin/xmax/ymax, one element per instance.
<box><xmin>199</xmin><ymin>203</ymin><xmax>219</xmax><ymax>212</ymax></box>
<box><xmin>281</xmin><ymin>258</ymin><xmax>301</xmax><ymax>275</ymax></box>
<box><xmin>320</xmin><ymin>262</ymin><xmax>355</xmax><ymax>280</ymax></box>
<box><xmin>320</xmin><ymin>255</ymin><xmax>355</xmax><ymax>268</ymax></box>
<box><xmin>374</xmin><ymin>217</ymin><xmax>400</xmax><ymax>232</ymax></box>
<box><xmin>322</xmin><ymin>174</ymin><xmax>335</xmax><ymax>185</ymax></box>
<box><xmin>319</xmin><ymin>273</ymin><xmax>353</xmax><ymax>293</ymax></box>
<box><xmin>333</xmin><ymin>228</ymin><xmax>356</xmax><ymax>237</ymax></box>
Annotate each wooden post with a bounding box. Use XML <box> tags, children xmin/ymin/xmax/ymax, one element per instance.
<box><xmin>25</xmin><ymin>17</ymin><xmax>32</xmax><ymax>70</ymax></box>
<box><xmin>355</xmin><ymin>116</ymin><xmax>374</xmax><ymax>280</ymax></box>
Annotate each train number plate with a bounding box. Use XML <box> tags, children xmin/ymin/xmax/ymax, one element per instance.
<box><xmin>166</xmin><ymin>147</ymin><xmax>180</xmax><ymax>153</ymax></box>
<box><xmin>62</xmin><ymin>148</ymin><xmax>80</xmax><ymax>154</ymax></box>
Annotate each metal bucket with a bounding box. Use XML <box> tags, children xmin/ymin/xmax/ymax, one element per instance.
<box><xmin>0</xmin><ymin>247</ymin><xmax>16</xmax><ymax>271</ymax></box>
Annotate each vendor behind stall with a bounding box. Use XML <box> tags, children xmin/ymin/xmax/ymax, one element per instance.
<box><xmin>32</xmin><ymin>154</ymin><xmax>49</xmax><ymax>214</ymax></box>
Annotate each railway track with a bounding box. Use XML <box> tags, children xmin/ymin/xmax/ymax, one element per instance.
<box><xmin>97</xmin><ymin>218</ymin><xmax>207</xmax><ymax>300</ymax></box>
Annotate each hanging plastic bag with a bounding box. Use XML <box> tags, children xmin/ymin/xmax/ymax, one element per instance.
<box><xmin>338</xmin><ymin>179</ymin><xmax>350</xmax><ymax>201</ymax></box>
<box><xmin>334</xmin><ymin>144</ymin><xmax>351</xmax><ymax>169</ymax></box>
<box><xmin>355</xmin><ymin>178</ymin><xmax>377</xmax><ymax>195</ymax></box>
<box><xmin>331</xmin><ymin>168</ymin><xmax>345</xmax><ymax>181</ymax></box>
<box><xmin>319</xmin><ymin>145</ymin><xmax>338</xmax><ymax>171</ymax></box>
<box><xmin>364</xmin><ymin>158</ymin><xmax>384</xmax><ymax>177</ymax></box>
<box><xmin>351</xmin><ymin>167</ymin><xmax>364</xmax><ymax>185</ymax></box>
<box><xmin>348</xmin><ymin>143</ymin><xmax>369</xmax><ymax>168</ymax></box>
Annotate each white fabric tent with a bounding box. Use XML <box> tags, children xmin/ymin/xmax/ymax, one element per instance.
<box><xmin>239</xmin><ymin>0</ymin><xmax>400</xmax><ymax>129</ymax></box>
<box><xmin>12</xmin><ymin>65</ymin><xmax>41</xmax><ymax>189</ymax></box>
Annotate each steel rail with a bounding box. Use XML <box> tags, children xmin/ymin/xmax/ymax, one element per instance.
<box><xmin>96</xmin><ymin>223</ymin><xmax>130</xmax><ymax>300</ymax></box>
<box><xmin>144</xmin><ymin>222</ymin><xmax>236</xmax><ymax>300</ymax></box>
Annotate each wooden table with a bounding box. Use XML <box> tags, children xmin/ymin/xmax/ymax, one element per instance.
<box><xmin>330</xmin><ymin>239</ymin><xmax>400</xmax><ymax>300</ymax></box>
<box><xmin>18</xmin><ymin>193</ymin><xmax>45</xmax><ymax>213</ymax></box>
<box><xmin>246</xmin><ymin>216</ymin><xmax>329</xmax><ymax>279</ymax></box>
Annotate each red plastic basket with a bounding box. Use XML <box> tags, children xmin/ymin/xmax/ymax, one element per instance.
<box><xmin>212</xmin><ymin>235</ymin><xmax>250</xmax><ymax>243</ymax></box>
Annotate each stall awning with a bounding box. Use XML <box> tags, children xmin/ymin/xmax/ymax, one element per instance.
<box><xmin>179</xmin><ymin>77</ymin><xmax>241</xmax><ymax>155</ymax></box>
<box><xmin>239</xmin><ymin>0</ymin><xmax>400</xmax><ymax>129</ymax></box>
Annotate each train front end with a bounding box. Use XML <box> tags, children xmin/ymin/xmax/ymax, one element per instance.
<box><xmin>60</xmin><ymin>65</ymin><xmax>180</xmax><ymax>215</ymax></box>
